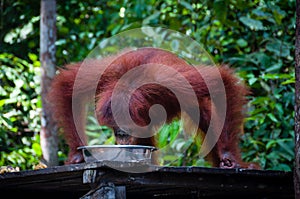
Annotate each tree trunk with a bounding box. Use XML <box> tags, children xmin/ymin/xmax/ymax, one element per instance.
<box><xmin>40</xmin><ymin>0</ymin><xmax>58</xmax><ymax>166</ymax></box>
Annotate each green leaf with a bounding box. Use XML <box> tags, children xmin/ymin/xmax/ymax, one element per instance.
<box><xmin>267</xmin><ymin>113</ymin><xmax>278</xmax><ymax>122</ymax></box>
<box><xmin>237</xmin><ymin>39</ymin><xmax>248</xmax><ymax>47</ymax></box>
<box><xmin>214</xmin><ymin>0</ymin><xmax>227</xmax><ymax>23</ymax></box>
<box><xmin>240</xmin><ymin>16</ymin><xmax>264</xmax><ymax>30</ymax></box>
<box><xmin>266</xmin><ymin>140</ymin><xmax>277</xmax><ymax>150</ymax></box>
<box><xmin>274</xmin><ymin>164</ymin><xmax>291</xmax><ymax>172</ymax></box>
<box><xmin>261</xmin><ymin>73</ymin><xmax>291</xmax><ymax>80</ymax></box>
<box><xmin>252</xmin><ymin>8</ymin><xmax>272</xmax><ymax>19</ymax></box>
<box><xmin>277</xmin><ymin>140</ymin><xmax>294</xmax><ymax>157</ymax></box>
<box><xmin>32</xmin><ymin>143</ymin><xmax>42</xmax><ymax>156</ymax></box>
<box><xmin>248</xmin><ymin>76</ymin><xmax>258</xmax><ymax>85</ymax></box>
<box><xmin>275</xmin><ymin>104</ymin><xmax>284</xmax><ymax>115</ymax></box>
<box><xmin>250</xmin><ymin>52</ymin><xmax>271</xmax><ymax>68</ymax></box>
<box><xmin>28</xmin><ymin>53</ymin><xmax>38</xmax><ymax>62</ymax></box>
<box><xmin>266</xmin><ymin>39</ymin><xmax>290</xmax><ymax>57</ymax></box>
<box><xmin>142</xmin><ymin>11</ymin><xmax>160</xmax><ymax>25</ymax></box>
<box><xmin>179</xmin><ymin>1</ymin><xmax>193</xmax><ymax>11</ymax></box>
<box><xmin>162</xmin><ymin>155</ymin><xmax>178</xmax><ymax>161</ymax></box>
<box><xmin>0</xmin><ymin>99</ymin><xmax>5</xmax><ymax>106</ymax></box>
<box><xmin>158</xmin><ymin>126</ymin><xmax>170</xmax><ymax>148</ymax></box>
<box><xmin>270</xmin><ymin>5</ymin><xmax>286</xmax><ymax>25</ymax></box>
<box><xmin>260</xmin><ymin>81</ymin><xmax>271</xmax><ymax>92</ymax></box>
<box><xmin>1</xmin><ymin>115</ymin><xmax>13</xmax><ymax>128</ymax></box>
<box><xmin>15</xmin><ymin>79</ymin><xmax>24</xmax><ymax>88</ymax></box>
<box><xmin>265</xmin><ymin>62</ymin><xmax>282</xmax><ymax>72</ymax></box>
<box><xmin>281</xmin><ymin>78</ymin><xmax>295</xmax><ymax>85</ymax></box>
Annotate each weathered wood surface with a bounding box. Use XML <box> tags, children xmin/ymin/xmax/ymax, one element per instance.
<box><xmin>0</xmin><ymin>162</ymin><xmax>294</xmax><ymax>199</ymax></box>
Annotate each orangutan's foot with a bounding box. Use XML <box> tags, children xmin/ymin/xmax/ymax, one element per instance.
<box><xmin>65</xmin><ymin>150</ymin><xmax>84</xmax><ymax>164</ymax></box>
<box><xmin>219</xmin><ymin>152</ymin><xmax>260</xmax><ymax>169</ymax></box>
<box><xmin>219</xmin><ymin>153</ymin><xmax>237</xmax><ymax>169</ymax></box>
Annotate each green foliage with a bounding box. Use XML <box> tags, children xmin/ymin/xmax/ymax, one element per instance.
<box><xmin>0</xmin><ymin>53</ymin><xmax>42</xmax><ymax>170</ymax></box>
<box><xmin>156</xmin><ymin>120</ymin><xmax>212</xmax><ymax>167</ymax></box>
<box><xmin>0</xmin><ymin>0</ymin><xmax>295</xmax><ymax>171</ymax></box>
<box><xmin>241</xmin><ymin>72</ymin><xmax>294</xmax><ymax>171</ymax></box>
<box><xmin>85</xmin><ymin>108</ymin><xmax>115</xmax><ymax>146</ymax></box>
<box><xmin>0</xmin><ymin>0</ymin><xmax>40</xmax><ymax>59</ymax></box>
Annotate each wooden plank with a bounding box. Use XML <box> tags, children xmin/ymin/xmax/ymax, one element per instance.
<box><xmin>0</xmin><ymin>163</ymin><xmax>294</xmax><ymax>199</ymax></box>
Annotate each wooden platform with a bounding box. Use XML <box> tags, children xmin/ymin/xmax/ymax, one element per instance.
<box><xmin>0</xmin><ymin>162</ymin><xmax>294</xmax><ymax>199</ymax></box>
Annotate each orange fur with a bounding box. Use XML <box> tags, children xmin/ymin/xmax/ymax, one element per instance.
<box><xmin>48</xmin><ymin>48</ymin><xmax>259</xmax><ymax>169</ymax></box>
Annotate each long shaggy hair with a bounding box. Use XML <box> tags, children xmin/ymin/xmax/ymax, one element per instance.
<box><xmin>48</xmin><ymin>47</ymin><xmax>259</xmax><ymax>169</ymax></box>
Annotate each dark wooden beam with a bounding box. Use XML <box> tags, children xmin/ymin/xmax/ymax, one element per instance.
<box><xmin>0</xmin><ymin>163</ymin><xmax>294</xmax><ymax>199</ymax></box>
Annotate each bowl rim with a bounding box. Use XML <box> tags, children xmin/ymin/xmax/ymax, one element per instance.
<box><xmin>77</xmin><ymin>145</ymin><xmax>157</xmax><ymax>151</ymax></box>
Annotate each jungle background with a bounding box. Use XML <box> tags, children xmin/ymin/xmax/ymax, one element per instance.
<box><xmin>0</xmin><ymin>0</ymin><xmax>295</xmax><ymax>171</ymax></box>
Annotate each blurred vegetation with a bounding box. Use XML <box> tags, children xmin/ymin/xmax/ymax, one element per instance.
<box><xmin>0</xmin><ymin>0</ymin><xmax>295</xmax><ymax>171</ymax></box>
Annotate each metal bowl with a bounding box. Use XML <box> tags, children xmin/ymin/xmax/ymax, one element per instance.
<box><xmin>77</xmin><ymin>145</ymin><xmax>157</xmax><ymax>163</ymax></box>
